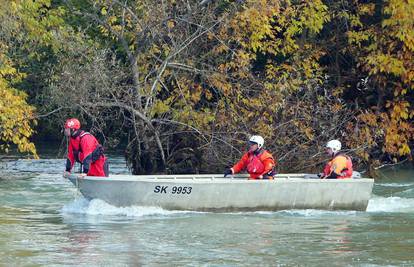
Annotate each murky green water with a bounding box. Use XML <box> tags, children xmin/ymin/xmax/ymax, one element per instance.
<box><xmin>1</xmin><ymin>152</ymin><xmax>414</xmax><ymax>266</ymax></box>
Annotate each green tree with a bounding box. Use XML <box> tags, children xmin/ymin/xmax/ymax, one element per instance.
<box><xmin>0</xmin><ymin>0</ymin><xmax>39</xmax><ymax>156</ymax></box>
<box><xmin>341</xmin><ymin>0</ymin><xmax>414</xmax><ymax>168</ymax></box>
<box><xmin>0</xmin><ymin>0</ymin><xmax>78</xmax><ymax>156</ymax></box>
<box><xmin>0</xmin><ymin>49</ymin><xmax>37</xmax><ymax>156</ymax></box>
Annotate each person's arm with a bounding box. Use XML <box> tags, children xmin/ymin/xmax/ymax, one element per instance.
<box><xmin>320</xmin><ymin>162</ymin><xmax>331</xmax><ymax>179</ymax></box>
<box><xmin>260</xmin><ymin>156</ymin><xmax>275</xmax><ymax>177</ymax></box>
<box><xmin>65</xmin><ymin>141</ymin><xmax>75</xmax><ymax>172</ymax></box>
<box><xmin>326</xmin><ymin>156</ymin><xmax>347</xmax><ymax>178</ymax></box>
<box><xmin>231</xmin><ymin>153</ymin><xmax>249</xmax><ymax>174</ymax></box>
<box><xmin>79</xmin><ymin>135</ymin><xmax>97</xmax><ymax>174</ymax></box>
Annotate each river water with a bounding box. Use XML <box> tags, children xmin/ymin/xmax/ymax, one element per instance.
<box><xmin>1</xmin><ymin>151</ymin><xmax>414</xmax><ymax>266</ymax></box>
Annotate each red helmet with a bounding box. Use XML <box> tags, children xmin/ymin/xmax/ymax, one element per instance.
<box><xmin>64</xmin><ymin>118</ymin><xmax>81</xmax><ymax>130</ymax></box>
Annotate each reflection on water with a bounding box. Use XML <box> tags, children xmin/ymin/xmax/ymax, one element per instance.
<box><xmin>1</xmin><ymin>155</ymin><xmax>414</xmax><ymax>266</ymax></box>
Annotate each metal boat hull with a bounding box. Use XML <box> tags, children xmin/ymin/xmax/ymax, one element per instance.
<box><xmin>66</xmin><ymin>173</ymin><xmax>374</xmax><ymax>211</ymax></box>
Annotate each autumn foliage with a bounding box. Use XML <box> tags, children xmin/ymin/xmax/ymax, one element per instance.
<box><xmin>1</xmin><ymin>0</ymin><xmax>413</xmax><ymax>175</ymax></box>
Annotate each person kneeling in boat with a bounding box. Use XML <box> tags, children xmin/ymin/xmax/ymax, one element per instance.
<box><xmin>320</xmin><ymin>139</ymin><xmax>353</xmax><ymax>179</ymax></box>
<box><xmin>63</xmin><ymin>118</ymin><xmax>109</xmax><ymax>177</ymax></box>
<box><xmin>224</xmin><ymin>135</ymin><xmax>276</xmax><ymax>179</ymax></box>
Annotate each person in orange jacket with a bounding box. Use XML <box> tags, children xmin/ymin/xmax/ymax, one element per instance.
<box><xmin>320</xmin><ymin>139</ymin><xmax>353</xmax><ymax>179</ymax></box>
<box><xmin>224</xmin><ymin>135</ymin><xmax>276</xmax><ymax>179</ymax></box>
<box><xmin>63</xmin><ymin>118</ymin><xmax>109</xmax><ymax>177</ymax></box>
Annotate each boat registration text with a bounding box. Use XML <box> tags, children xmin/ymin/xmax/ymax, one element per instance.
<box><xmin>154</xmin><ymin>186</ymin><xmax>192</xmax><ymax>194</ymax></box>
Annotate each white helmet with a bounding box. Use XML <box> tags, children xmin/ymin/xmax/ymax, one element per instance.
<box><xmin>326</xmin><ymin>139</ymin><xmax>341</xmax><ymax>153</ymax></box>
<box><xmin>249</xmin><ymin>135</ymin><xmax>264</xmax><ymax>148</ymax></box>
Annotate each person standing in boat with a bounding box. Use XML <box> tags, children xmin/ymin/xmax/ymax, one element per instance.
<box><xmin>224</xmin><ymin>135</ymin><xmax>276</xmax><ymax>179</ymax></box>
<box><xmin>63</xmin><ymin>118</ymin><xmax>109</xmax><ymax>177</ymax></box>
<box><xmin>320</xmin><ymin>139</ymin><xmax>353</xmax><ymax>179</ymax></box>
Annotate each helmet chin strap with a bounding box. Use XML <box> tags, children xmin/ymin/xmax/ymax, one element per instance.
<box><xmin>253</xmin><ymin>147</ymin><xmax>262</xmax><ymax>155</ymax></box>
<box><xmin>70</xmin><ymin>129</ymin><xmax>81</xmax><ymax>137</ymax></box>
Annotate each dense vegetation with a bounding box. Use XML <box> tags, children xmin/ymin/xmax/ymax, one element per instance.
<box><xmin>1</xmin><ymin>0</ymin><xmax>413</xmax><ymax>176</ymax></box>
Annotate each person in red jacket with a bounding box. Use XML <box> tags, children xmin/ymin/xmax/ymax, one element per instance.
<box><xmin>63</xmin><ymin>118</ymin><xmax>109</xmax><ymax>177</ymax></box>
<box><xmin>224</xmin><ymin>135</ymin><xmax>276</xmax><ymax>179</ymax></box>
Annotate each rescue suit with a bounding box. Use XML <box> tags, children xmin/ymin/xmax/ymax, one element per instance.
<box><xmin>323</xmin><ymin>153</ymin><xmax>353</xmax><ymax>179</ymax></box>
<box><xmin>66</xmin><ymin>131</ymin><xmax>109</xmax><ymax>177</ymax></box>
<box><xmin>231</xmin><ymin>149</ymin><xmax>275</xmax><ymax>179</ymax></box>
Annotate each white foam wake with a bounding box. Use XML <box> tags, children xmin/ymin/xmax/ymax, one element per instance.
<box><xmin>61</xmin><ymin>195</ymin><xmax>414</xmax><ymax>217</ymax></box>
<box><xmin>61</xmin><ymin>197</ymin><xmax>193</xmax><ymax>217</ymax></box>
<box><xmin>274</xmin><ymin>209</ymin><xmax>357</xmax><ymax>216</ymax></box>
<box><xmin>367</xmin><ymin>196</ymin><xmax>414</xmax><ymax>212</ymax></box>
<box><xmin>226</xmin><ymin>209</ymin><xmax>357</xmax><ymax>217</ymax></box>
<box><xmin>375</xmin><ymin>183</ymin><xmax>414</xmax><ymax>187</ymax></box>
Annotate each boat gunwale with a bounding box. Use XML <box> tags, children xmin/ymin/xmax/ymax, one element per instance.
<box><xmin>66</xmin><ymin>173</ymin><xmax>373</xmax><ymax>183</ymax></box>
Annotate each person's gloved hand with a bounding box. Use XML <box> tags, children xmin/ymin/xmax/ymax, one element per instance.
<box><xmin>224</xmin><ymin>168</ymin><xmax>232</xmax><ymax>177</ymax></box>
<box><xmin>262</xmin><ymin>174</ymin><xmax>272</xmax><ymax>179</ymax></box>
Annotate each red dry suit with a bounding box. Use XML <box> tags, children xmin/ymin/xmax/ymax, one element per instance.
<box><xmin>322</xmin><ymin>153</ymin><xmax>353</xmax><ymax>179</ymax></box>
<box><xmin>66</xmin><ymin>131</ymin><xmax>109</xmax><ymax>177</ymax></box>
<box><xmin>231</xmin><ymin>149</ymin><xmax>276</xmax><ymax>179</ymax></box>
